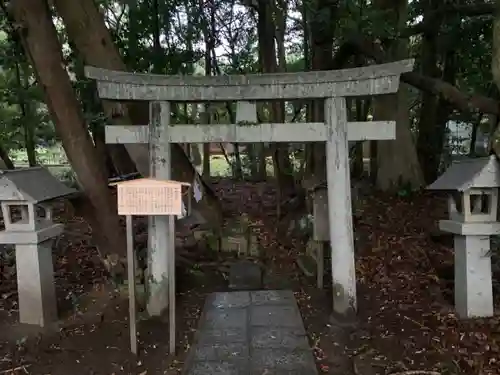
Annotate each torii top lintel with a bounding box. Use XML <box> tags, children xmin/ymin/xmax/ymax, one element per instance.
<box><xmin>84</xmin><ymin>59</ymin><xmax>414</xmax><ymax>102</ymax></box>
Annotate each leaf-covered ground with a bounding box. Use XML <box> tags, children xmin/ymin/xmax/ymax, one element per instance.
<box><xmin>0</xmin><ymin>179</ymin><xmax>499</xmax><ymax>374</ymax></box>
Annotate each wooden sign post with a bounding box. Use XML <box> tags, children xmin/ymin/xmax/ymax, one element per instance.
<box><xmin>114</xmin><ymin>178</ymin><xmax>191</xmax><ymax>355</ymax></box>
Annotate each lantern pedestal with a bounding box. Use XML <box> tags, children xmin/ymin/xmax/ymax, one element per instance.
<box><xmin>16</xmin><ymin>241</ymin><xmax>58</xmax><ymax>326</ymax></box>
<box><xmin>0</xmin><ymin>223</ymin><xmax>63</xmax><ymax>326</ymax></box>
<box><xmin>439</xmin><ymin>220</ymin><xmax>500</xmax><ymax>318</ymax></box>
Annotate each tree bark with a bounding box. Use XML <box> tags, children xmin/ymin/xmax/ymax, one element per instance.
<box><xmin>0</xmin><ymin>143</ymin><xmax>15</xmax><ymax>169</ymax></box>
<box><xmin>52</xmin><ymin>0</ymin><xmax>222</xmax><ymax>227</ymax></box>
<box><xmin>493</xmin><ymin>0</ymin><xmax>500</xmax><ymax>92</ymax></box>
<box><xmin>416</xmin><ymin>0</ymin><xmax>443</xmax><ymax>183</ymax></box>
<box><xmin>9</xmin><ymin>0</ymin><xmax>126</xmax><ymax>267</ymax></box>
<box><xmin>490</xmin><ymin>0</ymin><xmax>500</xmax><ymax>156</ymax></box>
<box><xmin>14</xmin><ymin>60</ymin><xmax>37</xmax><ymax>166</ymax></box>
<box><xmin>273</xmin><ymin>0</ymin><xmax>293</xmax><ymax>188</ymax></box>
<box><xmin>256</xmin><ymin>0</ymin><xmax>293</xmax><ymax>191</ymax></box>
<box><xmin>309</xmin><ymin>0</ymin><xmax>340</xmax><ymax>181</ymax></box>
<box><xmin>72</xmin><ymin>47</ymin><xmax>136</xmax><ymax>176</ymax></box>
<box><xmin>432</xmin><ymin>50</ymin><xmax>456</xmax><ymax>167</ymax></box>
<box><xmin>372</xmin><ymin>0</ymin><xmax>423</xmax><ymax>191</ymax></box>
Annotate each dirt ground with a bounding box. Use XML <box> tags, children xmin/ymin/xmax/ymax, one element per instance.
<box><xmin>0</xmin><ymin>179</ymin><xmax>499</xmax><ymax>374</ymax></box>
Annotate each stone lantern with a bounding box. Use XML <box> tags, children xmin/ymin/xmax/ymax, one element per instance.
<box><xmin>0</xmin><ymin>167</ymin><xmax>77</xmax><ymax>326</ymax></box>
<box><xmin>428</xmin><ymin>155</ymin><xmax>500</xmax><ymax>318</ymax></box>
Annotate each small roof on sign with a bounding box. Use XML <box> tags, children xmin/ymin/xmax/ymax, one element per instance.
<box><xmin>0</xmin><ymin>166</ymin><xmax>78</xmax><ymax>203</ymax></box>
<box><xmin>110</xmin><ymin>177</ymin><xmax>191</xmax><ymax>187</ymax></box>
<box><xmin>427</xmin><ymin>155</ymin><xmax>500</xmax><ymax>191</ymax></box>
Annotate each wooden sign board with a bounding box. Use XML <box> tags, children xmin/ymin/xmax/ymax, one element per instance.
<box><xmin>113</xmin><ymin>178</ymin><xmax>190</xmax><ymax>216</ymax></box>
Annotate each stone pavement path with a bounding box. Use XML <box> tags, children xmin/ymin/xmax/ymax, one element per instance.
<box><xmin>183</xmin><ymin>290</ymin><xmax>318</xmax><ymax>375</ymax></box>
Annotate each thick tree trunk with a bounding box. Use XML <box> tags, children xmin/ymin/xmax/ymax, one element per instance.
<box><xmin>309</xmin><ymin>0</ymin><xmax>340</xmax><ymax>181</ymax></box>
<box><xmin>491</xmin><ymin>0</ymin><xmax>500</xmax><ymax>156</ymax></box>
<box><xmin>416</xmin><ymin>0</ymin><xmax>442</xmax><ymax>183</ymax></box>
<box><xmin>72</xmin><ymin>48</ymin><xmax>136</xmax><ymax>176</ymax></box>
<box><xmin>52</xmin><ymin>0</ymin><xmax>222</xmax><ymax>227</ymax></box>
<box><xmin>493</xmin><ymin>0</ymin><xmax>500</xmax><ymax>93</ymax></box>
<box><xmin>416</xmin><ymin>1</ymin><xmax>457</xmax><ymax>183</ymax></box>
<box><xmin>433</xmin><ymin>50</ymin><xmax>456</xmax><ymax>166</ymax></box>
<box><xmin>371</xmin><ymin>0</ymin><xmax>423</xmax><ymax>191</ymax></box>
<box><xmin>374</xmin><ymin>86</ymin><xmax>423</xmax><ymax>190</ymax></box>
<box><xmin>256</xmin><ymin>0</ymin><xmax>293</xmax><ymax>192</ymax></box>
<box><xmin>10</xmin><ymin>0</ymin><xmax>126</xmax><ymax>268</ymax></box>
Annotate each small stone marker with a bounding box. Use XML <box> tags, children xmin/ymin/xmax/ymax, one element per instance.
<box><xmin>0</xmin><ymin>167</ymin><xmax>77</xmax><ymax>327</ymax></box>
<box><xmin>113</xmin><ymin>177</ymin><xmax>191</xmax><ymax>354</ymax></box>
<box><xmin>220</xmin><ymin>214</ymin><xmax>261</xmax><ymax>257</ymax></box>
<box><xmin>428</xmin><ymin>155</ymin><xmax>500</xmax><ymax>318</ymax></box>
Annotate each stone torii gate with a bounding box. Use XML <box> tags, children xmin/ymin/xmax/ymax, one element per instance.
<box><xmin>85</xmin><ymin>59</ymin><xmax>414</xmax><ymax>319</ymax></box>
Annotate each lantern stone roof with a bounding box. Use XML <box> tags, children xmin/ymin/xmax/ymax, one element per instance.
<box><xmin>0</xmin><ymin>166</ymin><xmax>78</xmax><ymax>203</ymax></box>
<box><xmin>427</xmin><ymin>155</ymin><xmax>500</xmax><ymax>191</ymax></box>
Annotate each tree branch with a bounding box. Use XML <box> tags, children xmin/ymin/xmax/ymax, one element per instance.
<box><xmin>405</xmin><ymin>2</ymin><xmax>495</xmax><ymax>36</ymax></box>
<box><xmin>342</xmin><ymin>35</ymin><xmax>500</xmax><ymax>115</ymax></box>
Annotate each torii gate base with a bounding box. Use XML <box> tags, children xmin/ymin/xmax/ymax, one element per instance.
<box><xmin>86</xmin><ymin>59</ymin><xmax>414</xmax><ymax>320</ymax></box>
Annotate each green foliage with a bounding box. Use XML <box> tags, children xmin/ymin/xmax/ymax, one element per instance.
<box><xmin>0</xmin><ymin>0</ymin><xmax>495</xmax><ymax>178</ymax></box>
<box><xmin>0</xmin><ymin>14</ymin><xmax>56</xmax><ymax>158</ymax></box>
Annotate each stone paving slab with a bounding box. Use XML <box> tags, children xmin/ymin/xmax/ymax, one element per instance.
<box><xmin>184</xmin><ymin>290</ymin><xmax>318</xmax><ymax>375</ymax></box>
<box><xmin>250</xmin><ymin>327</ymin><xmax>310</xmax><ymax>349</ymax></box>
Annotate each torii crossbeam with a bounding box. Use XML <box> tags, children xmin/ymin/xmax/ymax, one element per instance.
<box><xmin>85</xmin><ymin>59</ymin><xmax>414</xmax><ymax>325</ymax></box>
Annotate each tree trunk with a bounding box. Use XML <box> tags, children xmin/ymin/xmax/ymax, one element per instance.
<box><xmin>274</xmin><ymin>0</ymin><xmax>293</xmax><ymax>188</ymax></box>
<box><xmin>14</xmin><ymin>61</ymin><xmax>37</xmax><ymax>166</ymax></box>
<box><xmin>416</xmin><ymin>0</ymin><xmax>455</xmax><ymax>183</ymax></box>
<box><xmin>200</xmin><ymin>0</ymin><xmax>215</xmax><ymax>179</ymax></box>
<box><xmin>72</xmin><ymin>48</ymin><xmax>136</xmax><ymax>176</ymax></box>
<box><xmin>202</xmin><ymin>143</ymin><xmax>210</xmax><ymax>177</ymax></box>
<box><xmin>52</xmin><ymin>0</ymin><xmax>222</xmax><ymax>227</ymax></box>
<box><xmin>372</xmin><ymin>0</ymin><xmax>423</xmax><ymax>191</ymax></box>
<box><xmin>232</xmin><ymin>143</ymin><xmax>243</xmax><ymax>179</ymax></box>
<box><xmin>91</xmin><ymin>123</ymin><xmax>116</xmax><ymax>177</ymax></box>
<box><xmin>0</xmin><ymin>143</ymin><xmax>15</xmax><ymax>169</ymax></box>
<box><xmin>256</xmin><ymin>0</ymin><xmax>293</xmax><ymax>193</ymax></box>
<box><xmin>301</xmin><ymin>0</ymin><xmax>314</xmax><ymax>176</ymax></box>
<box><xmin>469</xmin><ymin>113</ymin><xmax>484</xmax><ymax>157</ymax></box>
<box><xmin>10</xmin><ymin>0</ymin><xmax>126</xmax><ymax>271</ymax></box>
<box><xmin>151</xmin><ymin>0</ymin><xmax>163</xmax><ymax>74</ymax></box>
<box><xmin>309</xmin><ymin>0</ymin><xmax>340</xmax><ymax>181</ymax></box>
<box><xmin>416</xmin><ymin>0</ymin><xmax>441</xmax><ymax>182</ymax></box>
<box><xmin>493</xmin><ymin>0</ymin><xmax>500</xmax><ymax>93</ymax></box>
<box><xmin>432</xmin><ymin>50</ymin><xmax>456</xmax><ymax>167</ymax></box>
